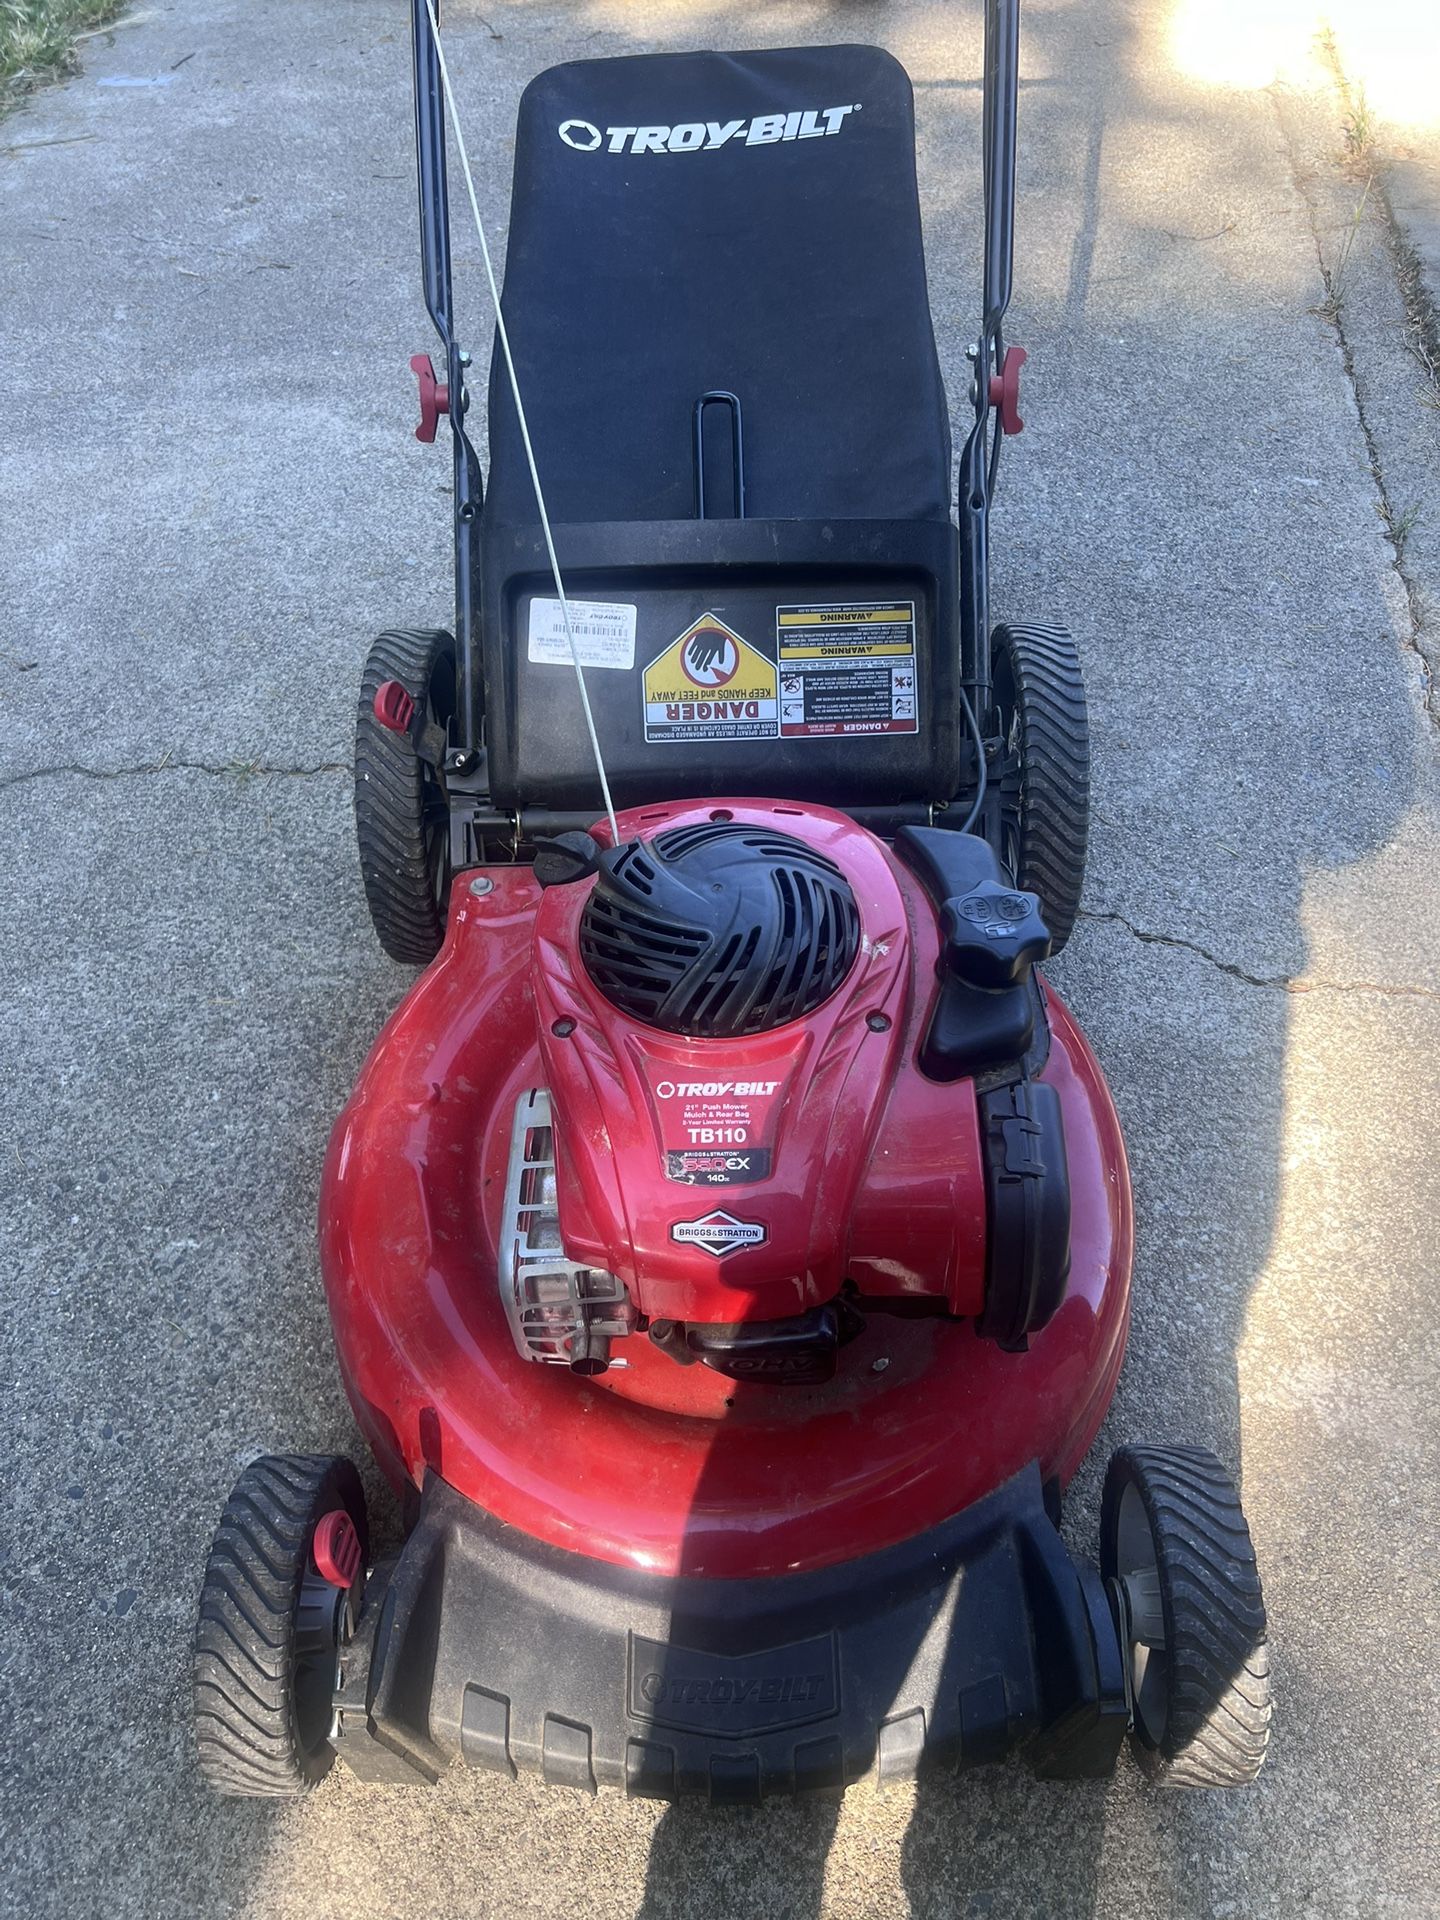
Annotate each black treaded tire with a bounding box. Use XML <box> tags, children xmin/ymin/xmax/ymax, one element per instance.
<box><xmin>1101</xmin><ymin>1445</ymin><xmax>1272</xmax><ymax>1788</ymax></box>
<box><xmin>355</xmin><ymin>627</ymin><xmax>456</xmax><ymax>964</ymax></box>
<box><xmin>193</xmin><ymin>1453</ymin><xmax>368</xmax><ymax>1797</ymax></box>
<box><xmin>989</xmin><ymin>622</ymin><xmax>1090</xmax><ymax>953</ymax></box>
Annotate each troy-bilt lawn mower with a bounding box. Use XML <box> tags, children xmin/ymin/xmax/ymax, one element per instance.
<box><xmin>193</xmin><ymin>1</ymin><xmax>1271</xmax><ymax>1802</ymax></box>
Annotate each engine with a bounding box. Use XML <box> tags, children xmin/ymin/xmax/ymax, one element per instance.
<box><xmin>501</xmin><ymin>806</ymin><xmax>1070</xmax><ymax>1382</ymax></box>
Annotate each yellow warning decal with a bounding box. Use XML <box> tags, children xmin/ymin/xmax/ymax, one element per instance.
<box><xmin>776</xmin><ymin>601</ymin><xmax>919</xmax><ymax>738</ymax></box>
<box><xmin>643</xmin><ymin>613</ymin><xmax>779</xmax><ymax>744</ymax></box>
<box><xmin>777</xmin><ymin>603</ymin><xmax>915</xmax><ymax>657</ymax></box>
<box><xmin>779</xmin><ymin>641</ymin><xmax>914</xmax><ymax>657</ymax></box>
<box><xmin>778</xmin><ymin>605</ymin><xmax>913</xmax><ymax>627</ymax></box>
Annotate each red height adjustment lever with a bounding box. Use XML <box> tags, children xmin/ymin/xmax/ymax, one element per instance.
<box><xmin>373</xmin><ymin>679</ymin><xmax>415</xmax><ymax>734</ymax></box>
<box><xmin>410</xmin><ymin>351</ymin><xmax>450</xmax><ymax>443</ymax></box>
<box><xmin>988</xmin><ymin>345</ymin><xmax>1027</xmax><ymax>435</ymax></box>
<box><xmin>312</xmin><ymin>1509</ymin><xmax>362</xmax><ymax>1589</ymax></box>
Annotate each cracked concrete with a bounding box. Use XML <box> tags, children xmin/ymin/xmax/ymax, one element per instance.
<box><xmin>1269</xmin><ymin>35</ymin><xmax>1440</xmax><ymax>734</ymax></box>
<box><xmin>2</xmin><ymin>3</ymin><xmax>1438</xmax><ymax>1919</ymax></box>
<box><xmin>1082</xmin><ymin>908</ymin><xmax>1440</xmax><ymax>999</ymax></box>
<box><xmin>1274</xmin><ymin>103</ymin><xmax>1438</xmax><ymax>719</ymax></box>
<box><xmin>0</xmin><ymin>761</ymin><xmax>350</xmax><ymax>791</ymax></box>
<box><xmin>1322</xmin><ymin>4</ymin><xmax>1440</xmax><ymax>354</ymax></box>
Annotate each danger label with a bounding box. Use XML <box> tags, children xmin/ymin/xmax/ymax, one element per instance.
<box><xmin>776</xmin><ymin>602</ymin><xmax>918</xmax><ymax>739</ymax></box>
<box><xmin>646</xmin><ymin>1069</ymin><xmax>788</xmax><ymax>1187</ymax></box>
<box><xmin>643</xmin><ymin>613</ymin><xmax>778</xmax><ymax>744</ymax></box>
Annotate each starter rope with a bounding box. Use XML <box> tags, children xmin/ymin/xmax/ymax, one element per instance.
<box><xmin>422</xmin><ymin>0</ymin><xmax>621</xmax><ymax>844</ymax></box>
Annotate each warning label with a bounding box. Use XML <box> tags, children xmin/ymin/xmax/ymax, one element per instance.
<box><xmin>645</xmin><ymin>1069</ymin><xmax>788</xmax><ymax>1187</ymax></box>
<box><xmin>776</xmin><ymin>602</ymin><xmax>918</xmax><ymax>739</ymax></box>
<box><xmin>643</xmin><ymin>613</ymin><xmax>778</xmax><ymax>744</ymax></box>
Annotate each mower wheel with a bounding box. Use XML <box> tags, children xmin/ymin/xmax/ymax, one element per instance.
<box><xmin>1101</xmin><ymin>1446</ymin><xmax>1271</xmax><ymax>1788</ymax></box>
<box><xmin>193</xmin><ymin>1453</ymin><xmax>368</xmax><ymax>1797</ymax></box>
<box><xmin>989</xmin><ymin>623</ymin><xmax>1089</xmax><ymax>952</ymax></box>
<box><xmin>355</xmin><ymin>627</ymin><xmax>456</xmax><ymax>964</ymax></box>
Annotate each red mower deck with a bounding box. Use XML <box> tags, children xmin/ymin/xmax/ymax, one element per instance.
<box><xmin>321</xmin><ymin>800</ymin><xmax>1133</xmax><ymax>1580</ymax></box>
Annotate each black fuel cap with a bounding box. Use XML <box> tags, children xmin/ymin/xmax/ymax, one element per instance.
<box><xmin>940</xmin><ymin>881</ymin><xmax>1051</xmax><ymax>989</ymax></box>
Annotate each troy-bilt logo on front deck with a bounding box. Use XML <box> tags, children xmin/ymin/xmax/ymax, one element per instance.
<box><xmin>558</xmin><ymin>106</ymin><xmax>860</xmax><ymax>155</ymax></box>
<box><xmin>669</xmin><ymin>1209</ymin><xmax>768</xmax><ymax>1256</ymax></box>
<box><xmin>628</xmin><ymin>1632</ymin><xmax>839</xmax><ymax>1736</ymax></box>
<box><xmin>652</xmin><ymin>1080</ymin><xmax>782</xmax><ymax>1099</ymax></box>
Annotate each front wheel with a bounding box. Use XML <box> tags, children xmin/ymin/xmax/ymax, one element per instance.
<box><xmin>1101</xmin><ymin>1445</ymin><xmax>1272</xmax><ymax>1787</ymax></box>
<box><xmin>193</xmin><ymin>1453</ymin><xmax>368</xmax><ymax>1796</ymax></box>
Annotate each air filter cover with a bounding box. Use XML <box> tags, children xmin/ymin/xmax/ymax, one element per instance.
<box><xmin>579</xmin><ymin>824</ymin><xmax>861</xmax><ymax>1037</ymax></box>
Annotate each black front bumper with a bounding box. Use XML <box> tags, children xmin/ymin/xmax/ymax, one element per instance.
<box><xmin>333</xmin><ymin>1467</ymin><xmax>1128</xmax><ymax>1801</ymax></box>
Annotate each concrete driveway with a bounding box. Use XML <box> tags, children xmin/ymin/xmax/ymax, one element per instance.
<box><xmin>2</xmin><ymin>2</ymin><xmax>1436</xmax><ymax>1916</ymax></box>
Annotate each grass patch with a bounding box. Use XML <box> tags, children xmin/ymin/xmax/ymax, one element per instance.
<box><xmin>1384</xmin><ymin>500</ymin><xmax>1422</xmax><ymax>559</ymax></box>
<box><xmin>1312</xmin><ymin>178</ymin><xmax>1373</xmax><ymax>327</ymax></box>
<box><xmin>1341</xmin><ymin>86</ymin><xmax>1374</xmax><ymax>169</ymax></box>
<box><xmin>1</xmin><ymin>0</ymin><xmax>126</xmax><ymax>104</ymax></box>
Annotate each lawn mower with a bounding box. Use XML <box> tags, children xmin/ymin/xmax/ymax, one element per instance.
<box><xmin>192</xmin><ymin>0</ymin><xmax>1271</xmax><ymax>1801</ymax></box>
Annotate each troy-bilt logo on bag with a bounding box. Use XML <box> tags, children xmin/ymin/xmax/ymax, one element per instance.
<box><xmin>557</xmin><ymin>105</ymin><xmax>860</xmax><ymax>155</ymax></box>
<box><xmin>670</xmin><ymin>1210</ymin><xmax>768</xmax><ymax>1256</ymax></box>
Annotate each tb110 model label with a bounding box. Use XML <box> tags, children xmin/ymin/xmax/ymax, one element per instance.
<box><xmin>645</xmin><ymin>1071</ymin><xmax>788</xmax><ymax>1185</ymax></box>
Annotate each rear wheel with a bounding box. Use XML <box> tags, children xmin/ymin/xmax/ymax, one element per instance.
<box><xmin>193</xmin><ymin>1453</ymin><xmax>368</xmax><ymax>1797</ymax></box>
<box><xmin>355</xmin><ymin>627</ymin><xmax>456</xmax><ymax>964</ymax></box>
<box><xmin>1101</xmin><ymin>1446</ymin><xmax>1272</xmax><ymax>1787</ymax></box>
<box><xmin>988</xmin><ymin>622</ymin><xmax>1089</xmax><ymax>952</ymax></box>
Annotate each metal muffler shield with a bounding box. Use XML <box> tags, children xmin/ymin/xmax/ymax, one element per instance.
<box><xmin>499</xmin><ymin>1089</ymin><xmax>634</xmax><ymax>1371</ymax></box>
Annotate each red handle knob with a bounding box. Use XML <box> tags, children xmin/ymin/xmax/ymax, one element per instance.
<box><xmin>410</xmin><ymin>351</ymin><xmax>450</xmax><ymax>443</ymax></box>
<box><xmin>988</xmin><ymin>345</ymin><xmax>1027</xmax><ymax>435</ymax></box>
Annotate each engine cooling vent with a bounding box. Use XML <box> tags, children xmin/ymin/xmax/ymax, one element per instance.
<box><xmin>579</xmin><ymin>824</ymin><xmax>861</xmax><ymax>1037</ymax></box>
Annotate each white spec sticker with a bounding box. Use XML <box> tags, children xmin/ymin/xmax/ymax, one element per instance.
<box><xmin>527</xmin><ymin>597</ymin><xmax>637</xmax><ymax>670</ymax></box>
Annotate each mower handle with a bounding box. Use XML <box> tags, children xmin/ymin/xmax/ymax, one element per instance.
<box><xmin>979</xmin><ymin>0</ymin><xmax>1019</xmax><ymax>354</ymax></box>
<box><xmin>411</xmin><ymin>0</ymin><xmax>484</xmax><ymax>762</ymax></box>
<box><xmin>957</xmin><ymin>0</ymin><xmax>1021</xmax><ymax>745</ymax></box>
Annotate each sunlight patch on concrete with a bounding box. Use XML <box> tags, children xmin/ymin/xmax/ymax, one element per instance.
<box><xmin>1167</xmin><ymin>0</ymin><xmax>1317</xmax><ymax>93</ymax></box>
<box><xmin>1324</xmin><ymin>0</ymin><xmax>1440</xmax><ymax>137</ymax></box>
<box><xmin>1167</xmin><ymin>0</ymin><xmax>1437</xmax><ymax>133</ymax></box>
